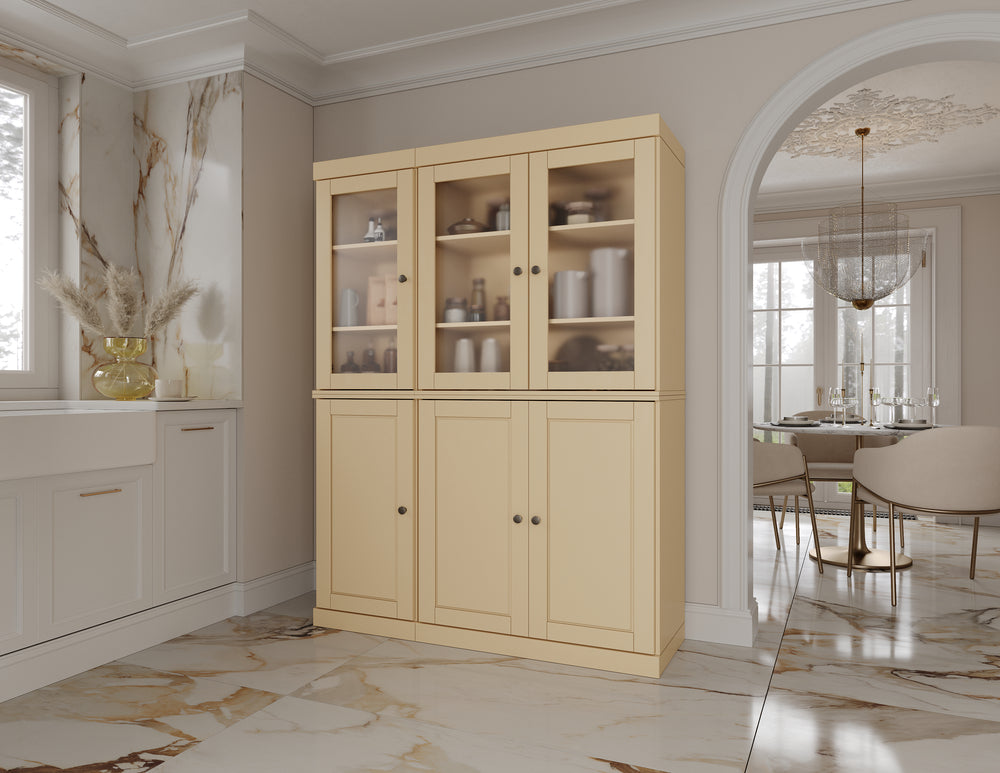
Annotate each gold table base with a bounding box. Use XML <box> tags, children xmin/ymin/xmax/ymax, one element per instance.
<box><xmin>809</xmin><ymin>545</ymin><xmax>912</xmax><ymax>571</ymax></box>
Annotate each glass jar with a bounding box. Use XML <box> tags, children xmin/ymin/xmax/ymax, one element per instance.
<box><xmin>469</xmin><ymin>278</ymin><xmax>486</xmax><ymax>322</ymax></box>
<box><xmin>383</xmin><ymin>341</ymin><xmax>397</xmax><ymax>373</ymax></box>
<box><xmin>495</xmin><ymin>200</ymin><xmax>510</xmax><ymax>231</ymax></box>
<box><xmin>443</xmin><ymin>297</ymin><xmax>468</xmax><ymax>322</ymax></box>
<box><xmin>565</xmin><ymin>201</ymin><xmax>595</xmax><ymax>224</ymax></box>
<box><xmin>493</xmin><ymin>295</ymin><xmax>510</xmax><ymax>321</ymax></box>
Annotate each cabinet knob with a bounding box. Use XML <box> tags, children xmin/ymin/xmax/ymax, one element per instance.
<box><xmin>531</xmin><ymin>515</ymin><xmax>541</xmax><ymax>525</ymax></box>
<box><xmin>513</xmin><ymin>514</ymin><xmax>523</xmax><ymax>524</ymax></box>
<box><xmin>398</xmin><ymin>274</ymin><xmax>407</xmax><ymax>283</ymax></box>
<box><xmin>513</xmin><ymin>266</ymin><xmax>523</xmax><ymax>276</ymax></box>
<box><xmin>531</xmin><ymin>265</ymin><xmax>541</xmax><ymax>275</ymax></box>
<box><xmin>397</xmin><ymin>506</ymin><xmax>407</xmax><ymax>515</ymax></box>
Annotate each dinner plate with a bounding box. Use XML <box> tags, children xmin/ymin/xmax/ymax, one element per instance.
<box><xmin>885</xmin><ymin>421</ymin><xmax>935</xmax><ymax>430</ymax></box>
<box><xmin>820</xmin><ymin>417</ymin><xmax>864</xmax><ymax>424</ymax></box>
<box><xmin>774</xmin><ymin>419</ymin><xmax>820</xmax><ymax>427</ymax></box>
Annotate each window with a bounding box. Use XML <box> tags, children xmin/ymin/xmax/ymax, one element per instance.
<box><xmin>0</xmin><ymin>63</ymin><xmax>57</xmax><ymax>397</ymax></box>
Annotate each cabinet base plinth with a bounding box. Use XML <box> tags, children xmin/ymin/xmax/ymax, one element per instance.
<box><xmin>313</xmin><ymin>607</ymin><xmax>683</xmax><ymax>678</ymax></box>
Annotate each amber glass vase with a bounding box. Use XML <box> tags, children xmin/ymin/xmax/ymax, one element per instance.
<box><xmin>92</xmin><ymin>337</ymin><xmax>157</xmax><ymax>400</ymax></box>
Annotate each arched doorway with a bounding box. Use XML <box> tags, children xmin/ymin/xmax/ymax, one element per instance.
<box><xmin>718</xmin><ymin>11</ymin><xmax>1000</xmax><ymax>644</ymax></box>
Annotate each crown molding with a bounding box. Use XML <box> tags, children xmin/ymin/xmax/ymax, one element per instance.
<box><xmin>0</xmin><ymin>0</ymin><xmax>906</xmax><ymax>104</ymax></box>
<box><xmin>754</xmin><ymin>172</ymin><xmax>1000</xmax><ymax>213</ymax></box>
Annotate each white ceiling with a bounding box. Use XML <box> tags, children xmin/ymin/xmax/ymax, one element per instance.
<box><xmin>1</xmin><ymin>0</ymin><xmax>997</xmax><ymax>206</ymax></box>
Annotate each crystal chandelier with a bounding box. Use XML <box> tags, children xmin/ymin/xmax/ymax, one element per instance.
<box><xmin>812</xmin><ymin>128</ymin><xmax>920</xmax><ymax>311</ymax></box>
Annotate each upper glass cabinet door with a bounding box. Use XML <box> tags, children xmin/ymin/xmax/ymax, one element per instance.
<box><xmin>316</xmin><ymin>169</ymin><xmax>415</xmax><ymax>389</ymax></box>
<box><xmin>528</xmin><ymin>139</ymin><xmax>657</xmax><ymax>390</ymax></box>
<box><xmin>417</xmin><ymin>156</ymin><xmax>529</xmax><ymax>390</ymax></box>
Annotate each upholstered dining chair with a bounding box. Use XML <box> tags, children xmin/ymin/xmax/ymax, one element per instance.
<box><xmin>790</xmin><ymin>410</ymin><xmax>901</xmax><ymax>544</ymax></box>
<box><xmin>752</xmin><ymin>439</ymin><xmax>824</xmax><ymax>573</ymax></box>
<box><xmin>850</xmin><ymin>426</ymin><xmax>1000</xmax><ymax>606</ymax></box>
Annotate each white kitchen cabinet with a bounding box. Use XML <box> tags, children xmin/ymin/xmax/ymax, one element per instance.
<box><xmin>154</xmin><ymin>410</ymin><xmax>237</xmax><ymax>604</ymax></box>
<box><xmin>36</xmin><ymin>466</ymin><xmax>153</xmax><ymax>640</ymax></box>
<box><xmin>0</xmin><ymin>480</ymin><xmax>37</xmax><ymax>656</ymax></box>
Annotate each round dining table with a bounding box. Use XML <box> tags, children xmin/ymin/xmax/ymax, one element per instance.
<box><xmin>752</xmin><ymin>419</ymin><xmax>936</xmax><ymax>571</ymax></box>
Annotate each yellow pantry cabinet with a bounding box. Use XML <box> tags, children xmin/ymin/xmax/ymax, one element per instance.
<box><xmin>313</xmin><ymin>115</ymin><xmax>685</xmax><ymax>676</ymax></box>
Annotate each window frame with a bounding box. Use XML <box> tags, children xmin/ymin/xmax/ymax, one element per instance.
<box><xmin>0</xmin><ymin>61</ymin><xmax>58</xmax><ymax>398</ymax></box>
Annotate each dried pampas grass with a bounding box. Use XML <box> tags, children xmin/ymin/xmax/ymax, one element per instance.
<box><xmin>39</xmin><ymin>264</ymin><xmax>198</xmax><ymax>340</ymax></box>
<box><xmin>144</xmin><ymin>278</ymin><xmax>199</xmax><ymax>338</ymax></box>
<box><xmin>39</xmin><ymin>269</ymin><xmax>106</xmax><ymax>339</ymax></box>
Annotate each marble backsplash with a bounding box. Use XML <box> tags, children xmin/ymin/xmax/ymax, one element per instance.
<box><xmin>57</xmin><ymin>71</ymin><xmax>243</xmax><ymax>399</ymax></box>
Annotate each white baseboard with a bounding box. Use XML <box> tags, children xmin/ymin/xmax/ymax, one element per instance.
<box><xmin>684</xmin><ymin>601</ymin><xmax>758</xmax><ymax>647</ymax></box>
<box><xmin>0</xmin><ymin>561</ymin><xmax>316</xmax><ymax>704</ymax></box>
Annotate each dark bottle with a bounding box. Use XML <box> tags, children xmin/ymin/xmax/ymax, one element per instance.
<box><xmin>340</xmin><ymin>351</ymin><xmax>361</xmax><ymax>372</ymax></box>
<box><xmin>383</xmin><ymin>342</ymin><xmax>398</xmax><ymax>373</ymax></box>
<box><xmin>360</xmin><ymin>347</ymin><xmax>382</xmax><ymax>372</ymax></box>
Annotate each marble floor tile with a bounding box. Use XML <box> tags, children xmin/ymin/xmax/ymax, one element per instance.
<box><xmin>292</xmin><ymin>638</ymin><xmax>765</xmax><ymax>772</ymax></box>
<box><xmin>119</xmin><ymin>611</ymin><xmax>385</xmax><ymax>696</ymax></box>
<box><xmin>745</xmin><ymin>687</ymin><xmax>1000</xmax><ymax>773</ymax></box>
<box><xmin>0</xmin><ymin>662</ymin><xmax>279</xmax><ymax>772</ymax></box>
<box><xmin>155</xmin><ymin>695</ymin><xmax>675</xmax><ymax>773</ymax></box>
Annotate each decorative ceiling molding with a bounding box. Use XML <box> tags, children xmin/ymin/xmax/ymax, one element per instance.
<box><xmin>779</xmin><ymin>87</ymin><xmax>1000</xmax><ymax>159</ymax></box>
<box><xmin>0</xmin><ymin>0</ymin><xmax>907</xmax><ymax>104</ymax></box>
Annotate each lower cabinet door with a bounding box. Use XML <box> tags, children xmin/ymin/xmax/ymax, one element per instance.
<box><xmin>317</xmin><ymin>399</ymin><xmax>415</xmax><ymax>620</ymax></box>
<box><xmin>37</xmin><ymin>466</ymin><xmax>153</xmax><ymax>640</ymax></box>
<box><xmin>418</xmin><ymin>400</ymin><xmax>529</xmax><ymax>635</ymax></box>
<box><xmin>155</xmin><ymin>410</ymin><xmax>237</xmax><ymax>604</ymax></box>
<box><xmin>0</xmin><ymin>480</ymin><xmax>37</xmax><ymax>656</ymax></box>
<box><xmin>528</xmin><ymin>401</ymin><xmax>655</xmax><ymax>652</ymax></box>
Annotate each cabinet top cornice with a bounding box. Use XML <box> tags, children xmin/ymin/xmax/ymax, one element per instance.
<box><xmin>313</xmin><ymin>114</ymin><xmax>682</xmax><ymax>181</ymax></box>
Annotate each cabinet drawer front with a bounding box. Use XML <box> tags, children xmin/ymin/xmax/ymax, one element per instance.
<box><xmin>37</xmin><ymin>467</ymin><xmax>152</xmax><ymax>638</ymax></box>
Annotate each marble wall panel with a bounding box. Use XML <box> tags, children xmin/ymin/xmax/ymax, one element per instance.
<box><xmin>133</xmin><ymin>73</ymin><xmax>243</xmax><ymax>399</ymax></box>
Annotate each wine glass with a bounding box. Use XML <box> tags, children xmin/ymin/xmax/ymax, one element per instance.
<box><xmin>871</xmin><ymin>386</ymin><xmax>882</xmax><ymax>425</ymax></box>
<box><xmin>926</xmin><ymin>386</ymin><xmax>940</xmax><ymax>425</ymax></box>
<box><xmin>840</xmin><ymin>395</ymin><xmax>857</xmax><ymax>426</ymax></box>
<box><xmin>829</xmin><ymin>387</ymin><xmax>844</xmax><ymax>424</ymax></box>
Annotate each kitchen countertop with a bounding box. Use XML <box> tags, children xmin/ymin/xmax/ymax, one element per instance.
<box><xmin>0</xmin><ymin>399</ymin><xmax>243</xmax><ymax>418</ymax></box>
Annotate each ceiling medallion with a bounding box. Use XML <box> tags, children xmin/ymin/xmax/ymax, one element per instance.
<box><xmin>780</xmin><ymin>87</ymin><xmax>1000</xmax><ymax>159</ymax></box>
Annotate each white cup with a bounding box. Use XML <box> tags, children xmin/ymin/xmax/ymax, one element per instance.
<box><xmin>338</xmin><ymin>288</ymin><xmax>360</xmax><ymax>326</ymax></box>
<box><xmin>454</xmin><ymin>338</ymin><xmax>475</xmax><ymax>372</ymax></box>
<box><xmin>552</xmin><ymin>270</ymin><xmax>590</xmax><ymax>319</ymax></box>
<box><xmin>480</xmin><ymin>337</ymin><xmax>502</xmax><ymax>372</ymax></box>
<box><xmin>155</xmin><ymin>378</ymin><xmax>184</xmax><ymax>398</ymax></box>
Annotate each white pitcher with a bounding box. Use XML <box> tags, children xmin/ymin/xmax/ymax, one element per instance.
<box><xmin>590</xmin><ymin>247</ymin><xmax>633</xmax><ymax>317</ymax></box>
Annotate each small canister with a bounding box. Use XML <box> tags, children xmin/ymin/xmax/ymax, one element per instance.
<box><xmin>565</xmin><ymin>201</ymin><xmax>595</xmax><ymax>224</ymax></box>
<box><xmin>443</xmin><ymin>297</ymin><xmax>468</xmax><ymax>322</ymax></box>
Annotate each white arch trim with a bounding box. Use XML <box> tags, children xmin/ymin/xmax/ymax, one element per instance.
<box><xmin>715</xmin><ymin>12</ymin><xmax>1000</xmax><ymax>646</ymax></box>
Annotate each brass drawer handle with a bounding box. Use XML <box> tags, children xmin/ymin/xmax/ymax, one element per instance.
<box><xmin>181</xmin><ymin>426</ymin><xmax>215</xmax><ymax>432</ymax></box>
<box><xmin>80</xmin><ymin>488</ymin><xmax>122</xmax><ymax>497</ymax></box>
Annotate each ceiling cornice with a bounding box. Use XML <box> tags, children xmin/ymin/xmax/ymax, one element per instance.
<box><xmin>0</xmin><ymin>0</ymin><xmax>907</xmax><ymax>104</ymax></box>
<box><xmin>754</xmin><ymin>172</ymin><xmax>1000</xmax><ymax>214</ymax></box>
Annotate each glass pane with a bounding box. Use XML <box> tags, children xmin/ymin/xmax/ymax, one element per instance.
<box><xmin>752</xmin><ymin>262</ymin><xmax>779</xmax><ymax>310</ymax></box>
<box><xmin>837</xmin><ymin>307</ymin><xmax>871</xmax><ymax>369</ymax></box>
<box><xmin>781</xmin><ymin>310</ymin><xmax>813</xmax><ymax>365</ymax></box>
<box><xmin>873</xmin><ymin>306</ymin><xmax>910</xmax><ymax>365</ymax></box>
<box><xmin>753</xmin><ymin>311</ymin><xmax>778</xmax><ymax>365</ymax></box>
<box><xmin>780</xmin><ymin>365</ymin><xmax>814</xmax><ymax>417</ymax></box>
<box><xmin>780</xmin><ymin>261</ymin><xmax>813</xmax><ymax>309</ymax></box>
<box><xmin>754</xmin><ymin>366</ymin><xmax>779</xmax><ymax>422</ymax></box>
<box><xmin>879</xmin><ymin>278</ymin><xmax>911</xmax><ymax>306</ymax></box>
<box><xmin>0</xmin><ymin>84</ymin><xmax>26</xmax><ymax>371</ymax></box>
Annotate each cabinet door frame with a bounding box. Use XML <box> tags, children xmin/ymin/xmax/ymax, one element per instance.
<box><xmin>318</xmin><ymin>169</ymin><xmax>416</xmax><ymax>390</ymax></box>
<box><xmin>153</xmin><ymin>410</ymin><xmax>237</xmax><ymax>605</ymax></box>
<box><xmin>528</xmin><ymin>139</ymin><xmax>658</xmax><ymax>390</ymax></box>
<box><xmin>316</xmin><ymin>399</ymin><xmax>416</xmax><ymax>620</ymax></box>
<box><xmin>417</xmin><ymin>400</ymin><xmax>529</xmax><ymax>634</ymax></box>
<box><xmin>417</xmin><ymin>157</ymin><xmax>529</xmax><ymax>390</ymax></box>
<box><xmin>0</xmin><ymin>479</ymin><xmax>37</xmax><ymax>656</ymax></box>
<box><xmin>36</xmin><ymin>465</ymin><xmax>153</xmax><ymax>640</ymax></box>
<box><xmin>527</xmin><ymin>401</ymin><xmax>655</xmax><ymax>652</ymax></box>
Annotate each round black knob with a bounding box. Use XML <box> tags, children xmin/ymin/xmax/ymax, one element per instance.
<box><xmin>397</xmin><ymin>506</ymin><xmax>407</xmax><ymax>515</ymax></box>
<box><xmin>398</xmin><ymin>274</ymin><xmax>407</xmax><ymax>283</ymax></box>
<box><xmin>513</xmin><ymin>266</ymin><xmax>523</xmax><ymax>276</ymax></box>
<box><xmin>531</xmin><ymin>515</ymin><xmax>541</xmax><ymax>525</ymax></box>
<box><xmin>513</xmin><ymin>514</ymin><xmax>523</xmax><ymax>524</ymax></box>
<box><xmin>531</xmin><ymin>265</ymin><xmax>541</xmax><ymax>275</ymax></box>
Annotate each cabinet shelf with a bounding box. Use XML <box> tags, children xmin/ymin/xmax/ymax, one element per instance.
<box><xmin>548</xmin><ymin>315</ymin><xmax>634</xmax><ymax>327</ymax></box>
<box><xmin>548</xmin><ymin>220</ymin><xmax>634</xmax><ymax>247</ymax></box>
<box><xmin>332</xmin><ymin>241</ymin><xmax>398</xmax><ymax>259</ymax></box>
<box><xmin>435</xmin><ymin>320</ymin><xmax>511</xmax><ymax>331</ymax></box>
<box><xmin>435</xmin><ymin>230</ymin><xmax>510</xmax><ymax>256</ymax></box>
<box><xmin>332</xmin><ymin>324</ymin><xmax>399</xmax><ymax>333</ymax></box>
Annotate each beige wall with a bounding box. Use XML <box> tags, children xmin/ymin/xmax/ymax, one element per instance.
<box><xmin>240</xmin><ymin>75</ymin><xmax>315</xmax><ymax>581</ymax></box>
<box><xmin>313</xmin><ymin>0</ymin><xmax>999</xmax><ymax>607</ymax></box>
